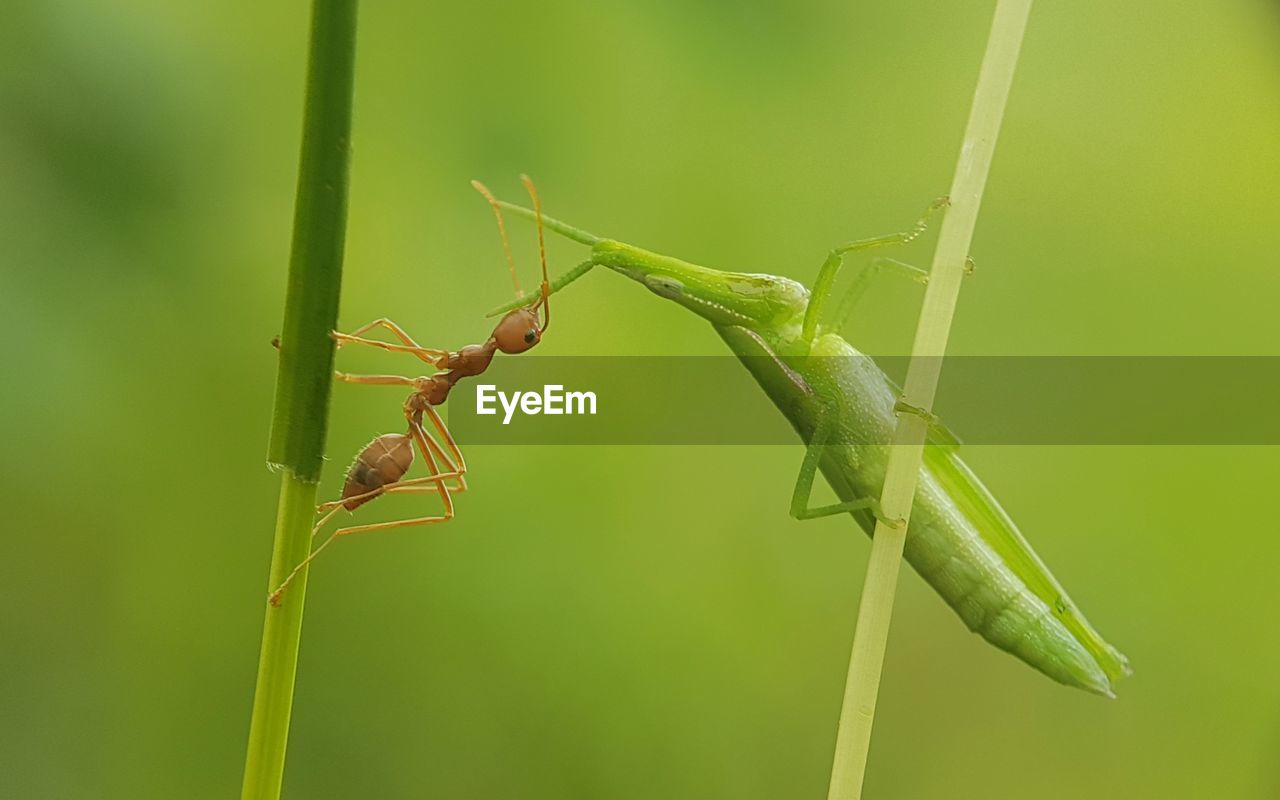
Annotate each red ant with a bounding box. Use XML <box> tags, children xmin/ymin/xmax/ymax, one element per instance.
<box><xmin>269</xmin><ymin>176</ymin><xmax>552</xmax><ymax>605</ymax></box>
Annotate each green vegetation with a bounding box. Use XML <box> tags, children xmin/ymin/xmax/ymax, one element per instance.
<box><xmin>4</xmin><ymin>2</ymin><xmax>1278</xmax><ymax>799</ymax></box>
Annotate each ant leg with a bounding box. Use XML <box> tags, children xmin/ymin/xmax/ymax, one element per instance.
<box><xmin>331</xmin><ymin>334</ymin><xmax>447</xmax><ymax>365</ymax></box>
<box><xmin>269</xmin><ymin>504</ymin><xmax>455</xmax><ymax>606</ymax></box>
<box><xmin>422</xmin><ymin>406</ymin><xmax>468</xmax><ymax>486</ymax></box>
<box><xmin>270</xmin><ymin>479</ymin><xmax>458</xmax><ymax>605</ymax></box>
<box><xmin>314</xmin><ymin>473</ymin><xmax>464</xmax><ymax>527</ymax></box>
<box><xmin>790</xmin><ymin>402</ymin><xmax>902</xmax><ymax>528</ymax></box>
<box><xmin>801</xmin><ymin>198</ymin><xmax>950</xmax><ymax>345</ymax></box>
<box><xmin>308</xmin><ymin>503</ymin><xmax>347</xmax><ymax>538</ymax></box>
<box><xmin>334</xmin><ymin>371</ymin><xmax>415</xmax><ymax>387</ymax></box>
<box><xmin>408</xmin><ymin>412</ymin><xmax>467</xmax><ymax>494</ymax></box>
<box><xmin>332</xmin><ymin>318</ymin><xmax>449</xmax><ymax>367</ymax></box>
<box><xmin>343</xmin><ymin>318</ymin><xmax>434</xmax><ymax>347</ymax></box>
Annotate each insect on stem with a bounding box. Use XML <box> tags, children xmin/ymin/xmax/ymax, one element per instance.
<box><xmin>267</xmin><ymin>177</ymin><xmax>562</xmax><ymax>606</ymax></box>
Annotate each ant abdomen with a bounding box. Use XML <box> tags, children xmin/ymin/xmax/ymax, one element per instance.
<box><xmin>341</xmin><ymin>433</ymin><xmax>414</xmax><ymax>510</ymax></box>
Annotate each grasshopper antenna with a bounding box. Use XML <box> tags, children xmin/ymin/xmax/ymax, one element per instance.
<box><xmin>520</xmin><ymin>173</ymin><xmax>551</xmax><ymax>331</ymax></box>
<box><xmin>471</xmin><ymin>179</ymin><xmax>523</xmax><ymax>299</ymax></box>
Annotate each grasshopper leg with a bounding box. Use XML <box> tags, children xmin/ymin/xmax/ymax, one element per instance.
<box><xmin>801</xmin><ymin>198</ymin><xmax>952</xmax><ymax>345</ymax></box>
<box><xmin>829</xmin><ymin>256</ymin><xmax>931</xmax><ymax>331</ymax></box>
<box><xmin>789</xmin><ymin>402</ymin><xmax>901</xmax><ymax>528</ymax></box>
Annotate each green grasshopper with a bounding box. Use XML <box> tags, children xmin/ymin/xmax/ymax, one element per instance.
<box><xmin>487</xmin><ymin>194</ymin><xmax>1131</xmax><ymax>697</ymax></box>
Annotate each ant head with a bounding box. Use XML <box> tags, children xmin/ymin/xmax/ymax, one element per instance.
<box><xmin>492</xmin><ymin>306</ymin><xmax>542</xmax><ymax>354</ymax></box>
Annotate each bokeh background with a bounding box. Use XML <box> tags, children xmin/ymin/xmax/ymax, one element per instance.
<box><xmin>3</xmin><ymin>1</ymin><xmax>1279</xmax><ymax>798</ymax></box>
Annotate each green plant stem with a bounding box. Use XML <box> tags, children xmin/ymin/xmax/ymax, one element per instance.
<box><xmin>241</xmin><ymin>477</ymin><xmax>319</xmax><ymax>800</ymax></box>
<box><xmin>824</xmin><ymin>2</ymin><xmax>1033</xmax><ymax>799</ymax></box>
<box><xmin>242</xmin><ymin>2</ymin><xmax>358</xmax><ymax>799</ymax></box>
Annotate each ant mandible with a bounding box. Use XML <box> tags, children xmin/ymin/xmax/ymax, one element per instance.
<box><xmin>269</xmin><ymin>175</ymin><xmax>552</xmax><ymax>606</ymax></box>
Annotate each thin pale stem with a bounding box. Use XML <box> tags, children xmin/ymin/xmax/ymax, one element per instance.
<box><xmin>242</xmin><ymin>477</ymin><xmax>320</xmax><ymax>799</ymax></box>
<box><xmin>242</xmin><ymin>1</ymin><xmax>358</xmax><ymax>799</ymax></box>
<box><xmin>825</xmin><ymin>2</ymin><xmax>1033</xmax><ymax>798</ymax></box>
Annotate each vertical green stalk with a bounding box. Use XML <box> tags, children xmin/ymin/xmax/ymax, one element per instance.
<box><xmin>824</xmin><ymin>2</ymin><xmax>1032</xmax><ymax>799</ymax></box>
<box><xmin>242</xmin><ymin>2</ymin><xmax>358</xmax><ymax>799</ymax></box>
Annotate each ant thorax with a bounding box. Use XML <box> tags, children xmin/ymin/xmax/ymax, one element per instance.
<box><xmin>411</xmin><ymin>375</ymin><xmax>453</xmax><ymax>407</ymax></box>
<box><xmin>446</xmin><ymin>342</ymin><xmax>497</xmax><ymax>378</ymax></box>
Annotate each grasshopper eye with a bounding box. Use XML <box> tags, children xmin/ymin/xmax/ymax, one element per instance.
<box><xmin>524</xmin><ymin>329</ymin><xmax>537</xmax><ymax>344</ymax></box>
<box><xmin>644</xmin><ymin>275</ymin><xmax>685</xmax><ymax>299</ymax></box>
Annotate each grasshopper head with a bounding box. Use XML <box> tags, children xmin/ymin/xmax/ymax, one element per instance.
<box><xmin>592</xmin><ymin>240</ymin><xmax>808</xmax><ymax>335</ymax></box>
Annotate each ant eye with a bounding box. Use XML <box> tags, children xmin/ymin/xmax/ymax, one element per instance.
<box><xmin>524</xmin><ymin>330</ymin><xmax>537</xmax><ymax>344</ymax></box>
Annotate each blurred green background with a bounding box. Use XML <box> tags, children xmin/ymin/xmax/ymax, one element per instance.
<box><xmin>3</xmin><ymin>1</ymin><xmax>1279</xmax><ymax>797</ymax></box>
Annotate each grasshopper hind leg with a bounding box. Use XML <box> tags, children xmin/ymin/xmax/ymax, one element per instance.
<box><xmin>789</xmin><ymin>402</ymin><xmax>902</xmax><ymax>528</ymax></box>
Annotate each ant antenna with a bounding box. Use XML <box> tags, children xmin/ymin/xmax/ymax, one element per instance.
<box><xmin>471</xmin><ymin>179</ymin><xmax>523</xmax><ymax>299</ymax></box>
<box><xmin>520</xmin><ymin>174</ymin><xmax>551</xmax><ymax>330</ymax></box>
